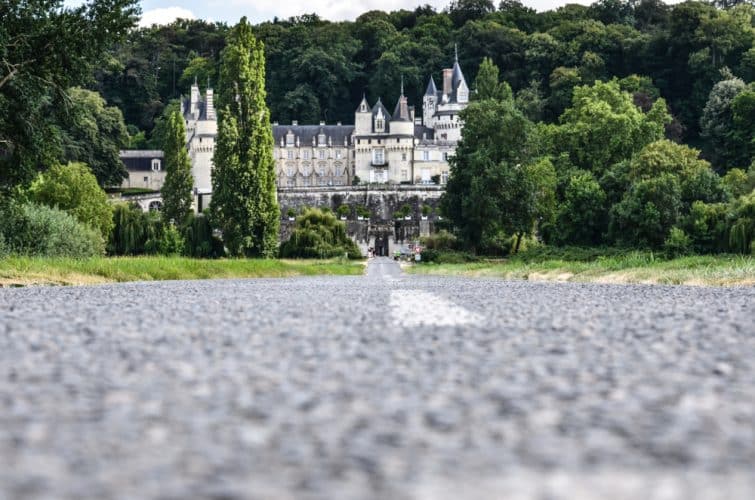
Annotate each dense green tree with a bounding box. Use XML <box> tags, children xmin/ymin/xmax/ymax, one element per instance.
<box><xmin>211</xmin><ymin>18</ymin><xmax>279</xmax><ymax>257</ymax></box>
<box><xmin>448</xmin><ymin>0</ymin><xmax>495</xmax><ymax>28</ymax></box>
<box><xmin>59</xmin><ymin>87</ymin><xmax>130</xmax><ymax>187</ymax></box>
<box><xmin>700</xmin><ymin>75</ymin><xmax>748</xmax><ymax>171</ymax></box>
<box><xmin>0</xmin><ymin>0</ymin><xmax>139</xmax><ymax>191</ymax></box>
<box><xmin>179</xmin><ymin>56</ymin><xmax>217</xmax><ymax>93</ymax></box>
<box><xmin>161</xmin><ymin>109</ymin><xmax>194</xmax><ymax>225</ymax></box>
<box><xmin>441</xmin><ymin>98</ymin><xmax>543</xmax><ymax>252</ymax></box>
<box><xmin>728</xmin><ymin>191</ymin><xmax>755</xmax><ymax>254</ymax></box>
<box><xmin>609</xmin><ymin>173</ymin><xmax>682</xmax><ymax>248</ymax></box>
<box><xmin>474</xmin><ymin>57</ymin><xmax>513</xmax><ymax>101</ymax></box>
<box><xmin>28</xmin><ymin>162</ymin><xmax>114</xmax><ymax>238</ymax></box>
<box><xmin>555</xmin><ymin>171</ymin><xmax>608</xmax><ymax>245</ymax></box>
<box><xmin>552</xmin><ymin>80</ymin><xmax>670</xmax><ymax>175</ymax></box>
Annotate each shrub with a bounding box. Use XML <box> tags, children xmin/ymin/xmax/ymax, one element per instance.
<box><xmin>279</xmin><ymin>208</ymin><xmax>362</xmax><ymax>259</ymax></box>
<box><xmin>108</xmin><ymin>203</ymin><xmax>151</xmax><ymax>255</ymax></box>
<box><xmin>0</xmin><ymin>202</ymin><xmax>104</xmax><ymax>257</ymax></box>
<box><xmin>609</xmin><ymin>173</ymin><xmax>682</xmax><ymax>248</ymax></box>
<box><xmin>421</xmin><ymin>204</ymin><xmax>432</xmax><ymax>216</ymax></box>
<box><xmin>28</xmin><ymin>162</ymin><xmax>114</xmax><ymax>238</ymax></box>
<box><xmin>728</xmin><ymin>191</ymin><xmax>755</xmax><ymax>255</ymax></box>
<box><xmin>420</xmin><ymin>249</ymin><xmax>477</xmax><ymax>263</ymax></box>
<box><xmin>420</xmin><ymin>230</ymin><xmax>458</xmax><ymax>251</ymax></box>
<box><xmin>681</xmin><ymin>201</ymin><xmax>729</xmax><ymax>254</ymax></box>
<box><xmin>108</xmin><ymin>203</ymin><xmax>185</xmax><ymax>256</ymax></box>
<box><xmin>286</xmin><ymin>207</ymin><xmax>296</xmax><ymax>218</ymax></box>
<box><xmin>663</xmin><ymin>227</ymin><xmax>692</xmax><ymax>258</ymax></box>
<box><xmin>352</xmin><ymin>175</ymin><xmax>361</xmax><ymax>186</ymax></box>
<box><xmin>182</xmin><ymin>212</ymin><xmax>225</xmax><ymax>258</ymax></box>
<box><xmin>337</xmin><ymin>204</ymin><xmax>351</xmax><ymax>218</ymax></box>
<box><xmin>356</xmin><ymin>205</ymin><xmax>371</xmax><ymax>218</ymax></box>
<box><xmin>394</xmin><ymin>204</ymin><xmax>411</xmax><ymax>218</ymax></box>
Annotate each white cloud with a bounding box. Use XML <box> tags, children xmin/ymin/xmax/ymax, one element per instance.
<box><xmin>139</xmin><ymin>7</ymin><xmax>197</xmax><ymax>27</ymax></box>
<box><xmin>225</xmin><ymin>0</ymin><xmax>449</xmax><ymax>22</ymax></box>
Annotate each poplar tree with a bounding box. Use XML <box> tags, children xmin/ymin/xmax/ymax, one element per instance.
<box><xmin>473</xmin><ymin>57</ymin><xmax>512</xmax><ymax>102</ymax></box>
<box><xmin>161</xmin><ymin>109</ymin><xmax>194</xmax><ymax>225</ymax></box>
<box><xmin>211</xmin><ymin>17</ymin><xmax>279</xmax><ymax>257</ymax></box>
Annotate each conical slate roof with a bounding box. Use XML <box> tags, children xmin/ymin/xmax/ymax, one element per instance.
<box><xmin>424</xmin><ymin>76</ymin><xmax>437</xmax><ymax>96</ymax></box>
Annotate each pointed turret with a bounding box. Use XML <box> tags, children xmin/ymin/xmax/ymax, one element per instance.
<box><xmin>393</xmin><ymin>77</ymin><xmax>411</xmax><ymax>122</ymax></box>
<box><xmin>424</xmin><ymin>76</ymin><xmax>438</xmax><ymax>97</ymax></box>
<box><xmin>355</xmin><ymin>94</ymin><xmax>370</xmax><ymax>113</ymax></box>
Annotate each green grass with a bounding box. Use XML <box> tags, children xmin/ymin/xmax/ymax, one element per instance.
<box><xmin>0</xmin><ymin>256</ymin><xmax>364</xmax><ymax>287</ymax></box>
<box><xmin>409</xmin><ymin>251</ymin><xmax>755</xmax><ymax>287</ymax></box>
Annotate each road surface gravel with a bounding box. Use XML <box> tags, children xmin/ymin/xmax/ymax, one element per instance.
<box><xmin>0</xmin><ymin>258</ymin><xmax>753</xmax><ymax>499</ymax></box>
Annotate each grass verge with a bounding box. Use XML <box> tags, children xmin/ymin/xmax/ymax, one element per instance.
<box><xmin>0</xmin><ymin>256</ymin><xmax>364</xmax><ymax>287</ymax></box>
<box><xmin>409</xmin><ymin>252</ymin><xmax>755</xmax><ymax>287</ymax></box>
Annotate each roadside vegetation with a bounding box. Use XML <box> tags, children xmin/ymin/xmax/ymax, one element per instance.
<box><xmin>0</xmin><ymin>256</ymin><xmax>363</xmax><ymax>287</ymax></box>
<box><xmin>410</xmin><ymin>249</ymin><xmax>754</xmax><ymax>287</ymax></box>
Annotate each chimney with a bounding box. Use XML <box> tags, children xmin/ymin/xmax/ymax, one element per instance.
<box><xmin>319</xmin><ymin>121</ymin><xmax>325</xmax><ymax>126</ymax></box>
<box><xmin>292</xmin><ymin>120</ymin><xmax>298</xmax><ymax>126</ymax></box>
<box><xmin>205</xmin><ymin>88</ymin><xmax>215</xmax><ymax>120</ymax></box>
<box><xmin>442</xmin><ymin>68</ymin><xmax>453</xmax><ymax>96</ymax></box>
<box><xmin>337</xmin><ymin>121</ymin><xmax>342</xmax><ymax>126</ymax></box>
<box><xmin>273</xmin><ymin>121</ymin><xmax>278</xmax><ymax>126</ymax></box>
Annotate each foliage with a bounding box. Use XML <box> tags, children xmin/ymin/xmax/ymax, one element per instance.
<box><xmin>356</xmin><ymin>205</ymin><xmax>371</xmax><ymax>218</ymax></box>
<box><xmin>551</xmin><ymin>80</ymin><xmax>670</xmax><ymax>176</ymax></box>
<box><xmin>663</xmin><ymin>227</ymin><xmax>692</xmax><ymax>258</ymax></box>
<box><xmin>58</xmin><ymin>87</ymin><xmax>130</xmax><ymax>186</ymax></box>
<box><xmin>681</xmin><ymin>201</ymin><xmax>731</xmax><ymax>254</ymax></box>
<box><xmin>700</xmin><ymin>75</ymin><xmax>748</xmax><ymax>172</ymax></box>
<box><xmin>279</xmin><ymin>208</ymin><xmax>361</xmax><ymax>259</ymax></box>
<box><xmin>394</xmin><ymin>204</ymin><xmax>411</xmax><ymax>218</ymax></box>
<box><xmin>211</xmin><ymin>18</ymin><xmax>280</xmax><ymax>257</ymax></box>
<box><xmin>728</xmin><ymin>191</ymin><xmax>755</xmax><ymax>254</ymax></box>
<box><xmin>474</xmin><ymin>57</ymin><xmax>512</xmax><ymax>101</ymax></box>
<box><xmin>0</xmin><ymin>0</ymin><xmax>139</xmax><ymax>191</ymax></box>
<box><xmin>182</xmin><ymin>212</ymin><xmax>225</xmax><ymax>258</ymax></box>
<box><xmin>161</xmin><ymin>109</ymin><xmax>194</xmax><ymax>225</ymax></box>
<box><xmin>554</xmin><ymin>171</ymin><xmax>608</xmax><ymax>246</ymax></box>
<box><xmin>441</xmin><ymin>98</ymin><xmax>540</xmax><ymax>251</ymax></box>
<box><xmin>108</xmin><ymin>203</ymin><xmax>184</xmax><ymax>256</ymax></box>
<box><xmin>722</xmin><ymin>167</ymin><xmax>755</xmax><ymax>198</ymax></box>
<box><xmin>28</xmin><ymin>162</ymin><xmax>114</xmax><ymax>238</ymax></box>
<box><xmin>337</xmin><ymin>204</ymin><xmax>351</xmax><ymax>217</ymax></box>
<box><xmin>0</xmin><ymin>202</ymin><xmax>105</xmax><ymax>257</ymax></box>
<box><xmin>420</xmin><ymin>229</ymin><xmax>459</xmax><ymax>251</ymax></box>
<box><xmin>420</xmin><ymin>249</ymin><xmax>478</xmax><ymax>263</ymax></box>
<box><xmin>609</xmin><ymin>173</ymin><xmax>682</xmax><ymax>248</ymax></box>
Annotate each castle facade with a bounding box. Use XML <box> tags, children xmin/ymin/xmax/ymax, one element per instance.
<box><xmin>120</xmin><ymin>53</ymin><xmax>467</xmax><ymax>210</ymax></box>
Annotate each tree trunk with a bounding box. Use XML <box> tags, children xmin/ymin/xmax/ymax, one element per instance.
<box><xmin>514</xmin><ymin>232</ymin><xmax>523</xmax><ymax>254</ymax></box>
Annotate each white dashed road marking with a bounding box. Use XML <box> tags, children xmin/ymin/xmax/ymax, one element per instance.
<box><xmin>389</xmin><ymin>289</ymin><xmax>482</xmax><ymax>327</ymax></box>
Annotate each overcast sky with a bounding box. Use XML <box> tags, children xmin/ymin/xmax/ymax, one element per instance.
<box><xmin>61</xmin><ymin>1</ymin><xmax>682</xmax><ymax>27</ymax></box>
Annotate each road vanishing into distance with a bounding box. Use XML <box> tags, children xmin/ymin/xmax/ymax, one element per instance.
<box><xmin>1</xmin><ymin>258</ymin><xmax>754</xmax><ymax>499</ymax></box>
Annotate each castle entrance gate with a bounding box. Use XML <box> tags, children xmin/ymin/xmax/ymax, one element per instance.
<box><xmin>374</xmin><ymin>232</ymin><xmax>391</xmax><ymax>257</ymax></box>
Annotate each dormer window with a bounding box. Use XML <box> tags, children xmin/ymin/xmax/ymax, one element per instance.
<box><xmin>286</xmin><ymin>132</ymin><xmax>294</xmax><ymax>146</ymax></box>
<box><xmin>151</xmin><ymin>159</ymin><xmax>161</xmax><ymax>172</ymax></box>
<box><xmin>318</xmin><ymin>133</ymin><xmax>326</xmax><ymax>145</ymax></box>
<box><xmin>376</xmin><ymin>119</ymin><xmax>384</xmax><ymax>131</ymax></box>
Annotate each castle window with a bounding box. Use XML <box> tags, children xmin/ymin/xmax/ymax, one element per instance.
<box><xmin>303</xmin><ymin>150</ymin><xmax>310</xmax><ymax>160</ymax></box>
<box><xmin>422</xmin><ymin>151</ymin><xmax>430</xmax><ymax>161</ymax></box>
<box><xmin>373</xmin><ymin>148</ymin><xmax>385</xmax><ymax>165</ymax></box>
<box><xmin>318</xmin><ymin>149</ymin><xmax>325</xmax><ymax>160</ymax></box>
<box><xmin>151</xmin><ymin>159</ymin><xmax>161</xmax><ymax>172</ymax></box>
<box><xmin>335</xmin><ymin>150</ymin><xmax>342</xmax><ymax>159</ymax></box>
<box><xmin>402</xmin><ymin>153</ymin><xmax>407</xmax><ymax>161</ymax></box>
<box><xmin>397</xmin><ymin>138</ymin><xmax>400</xmax><ymax>143</ymax></box>
<box><xmin>442</xmin><ymin>152</ymin><xmax>448</xmax><ymax>161</ymax></box>
<box><xmin>376</xmin><ymin>119</ymin><xmax>383</xmax><ymax>131</ymax></box>
<box><xmin>287</xmin><ymin>150</ymin><xmax>293</xmax><ymax>160</ymax></box>
<box><xmin>401</xmin><ymin>169</ymin><xmax>408</xmax><ymax>180</ymax></box>
<box><xmin>318</xmin><ymin>133</ymin><xmax>326</xmax><ymax>145</ymax></box>
<box><xmin>442</xmin><ymin>171</ymin><xmax>449</xmax><ymax>184</ymax></box>
<box><xmin>286</xmin><ymin>132</ymin><xmax>294</xmax><ymax>145</ymax></box>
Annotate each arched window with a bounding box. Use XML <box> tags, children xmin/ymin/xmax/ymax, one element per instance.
<box><xmin>148</xmin><ymin>201</ymin><xmax>162</xmax><ymax>211</ymax></box>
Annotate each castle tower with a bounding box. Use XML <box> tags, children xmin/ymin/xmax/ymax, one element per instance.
<box><xmin>354</xmin><ymin>94</ymin><xmax>371</xmax><ymax>135</ymax></box>
<box><xmin>423</xmin><ymin>76</ymin><xmax>438</xmax><ymax>128</ymax></box>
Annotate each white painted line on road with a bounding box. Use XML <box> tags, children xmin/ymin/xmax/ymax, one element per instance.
<box><xmin>390</xmin><ymin>289</ymin><xmax>482</xmax><ymax>328</ymax></box>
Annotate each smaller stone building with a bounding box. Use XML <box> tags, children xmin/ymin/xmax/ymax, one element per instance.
<box><xmin>119</xmin><ymin>150</ymin><xmax>165</xmax><ymax>191</ymax></box>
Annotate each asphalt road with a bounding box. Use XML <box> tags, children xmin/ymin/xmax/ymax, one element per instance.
<box><xmin>1</xmin><ymin>258</ymin><xmax>753</xmax><ymax>499</ymax></box>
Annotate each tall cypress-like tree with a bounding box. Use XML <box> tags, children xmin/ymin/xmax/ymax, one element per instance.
<box><xmin>211</xmin><ymin>17</ymin><xmax>279</xmax><ymax>257</ymax></box>
<box><xmin>161</xmin><ymin>109</ymin><xmax>194</xmax><ymax>225</ymax></box>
